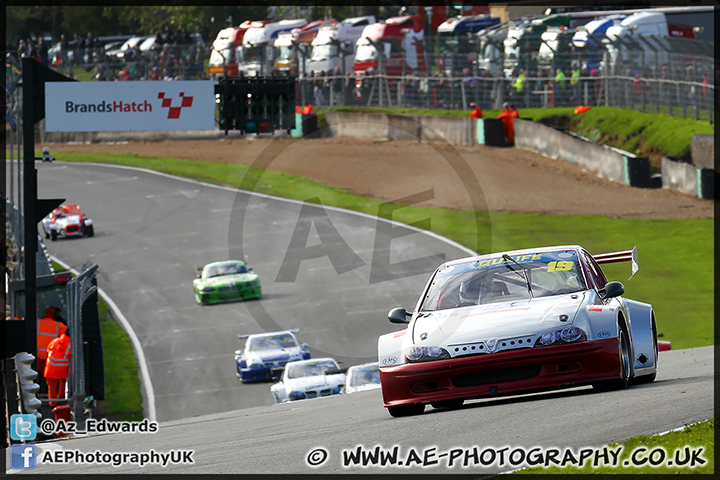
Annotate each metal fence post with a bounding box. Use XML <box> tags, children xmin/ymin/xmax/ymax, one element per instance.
<box><xmin>68</xmin><ymin>263</ymin><xmax>98</xmax><ymax>431</ymax></box>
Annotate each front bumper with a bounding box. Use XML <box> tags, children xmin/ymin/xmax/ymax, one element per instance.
<box><xmin>195</xmin><ymin>285</ymin><xmax>262</xmax><ymax>304</ymax></box>
<box><xmin>380</xmin><ymin>338</ymin><xmax>620</xmax><ymax>407</ymax></box>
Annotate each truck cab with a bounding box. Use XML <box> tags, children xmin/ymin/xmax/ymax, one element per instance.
<box><xmin>274</xmin><ymin>19</ymin><xmax>338</xmax><ymax>77</ymax></box>
<box><xmin>604</xmin><ymin>12</ymin><xmax>671</xmax><ymax>70</ymax></box>
<box><xmin>307</xmin><ymin>15</ymin><xmax>376</xmax><ymax>76</ymax></box>
<box><xmin>437</xmin><ymin>14</ymin><xmax>500</xmax><ymax>76</ymax></box>
<box><xmin>240</xmin><ymin>19</ymin><xmax>307</xmax><ymax>77</ymax></box>
<box><xmin>354</xmin><ymin>15</ymin><xmax>426</xmax><ymax>79</ymax></box>
<box><xmin>208</xmin><ymin>21</ymin><xmax>259</xmax><ymax>78</ymax></box>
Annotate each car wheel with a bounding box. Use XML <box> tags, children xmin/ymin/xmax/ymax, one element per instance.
<box><xmin>431</xmin><ymin>399</ymin><xmax>464</xmax><ymax>410</ymax></box>
<box><xmin>593</xmin><ymin>324</ymin><xmax>630</xmax><ymax>391</ymax></box>
<box><xmin>388</xmin><ymin>403</ymin><xmax>425</xmax><ymax>418</ymax></box>
<box><xmin>51</xmin><ymin>230</ymin><xmax>57</xmax><ymax>241</ymax></box>
<box><xmin>44</xmin><ymin>230</ymin><xmax>50</xmax><ymax>239</ymax></box>
<box><xmin>85</xmin><ymin>225</ymin><xmax>94</xmax><ymax>237</ymax></box>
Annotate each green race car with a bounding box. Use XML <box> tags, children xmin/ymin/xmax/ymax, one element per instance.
<box><xmin>193</xmin><ymin>260</ymin><xmax>262</xmax><ymax>305</ymax></box>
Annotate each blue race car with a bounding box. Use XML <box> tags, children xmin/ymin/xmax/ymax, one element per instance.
<box><xmin>235</xmin><ymin>330</ymin><xmax>311</xmax><ymax>382</ymax></box>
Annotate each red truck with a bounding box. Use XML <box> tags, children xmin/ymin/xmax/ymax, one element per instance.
<box><xmin>208</xmin><ymin>21</ymin><xmax>268</xmax><ymax>78</ymax></box>
<box><xmin>353</xmin><ymin>15</ymin><xmax>426</xmax><ymax>99</ymax></box>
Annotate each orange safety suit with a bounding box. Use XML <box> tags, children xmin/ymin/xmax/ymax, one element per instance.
<box><xmin>497</xmin><ymin>107</ymin><xmax>519</xmax><ymax>144</ymax></box>
<box><xmin>469</xmin><ymin>106</ymin><xmax>483</xmax><ymax>118</ymax></box>
<box><xmin>36</xmin><ymin>307</ymin><xmax>67</xmax><ymax>375</ymax></box>
<box><xmin>302</xmin><ymin>104</ymin><xmax>314</xmax><ymax>114</ymax></box>
<box><xmin>45</xmin><ymin>333</ymin><xmax>71</xmax><ymax>406</ymax></box>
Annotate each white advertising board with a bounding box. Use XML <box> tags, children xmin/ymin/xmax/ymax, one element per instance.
<box><xmin>45</xmin><ymin>81</ymin><xmax>215</xmax><ymax>132</ymax></box>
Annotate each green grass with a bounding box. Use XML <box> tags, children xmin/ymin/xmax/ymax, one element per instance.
<box><xmin>51</xmin><ymin>151</ymin><xmax>713</xmax><ymax>350</ymax></box>
<box><xmin>50</xmin><ymin>261</ymin><xmax>144</xmax><ymax>421</ymax></box>
<box><xmin>516</xmin><ymin>417</ymin><xmax>714</xmax><ymax>474</ymax></box>
<box><xmin>318</xmin><ymin>105</ymin><xmax>714</xmax><ymax>163</ymax></box>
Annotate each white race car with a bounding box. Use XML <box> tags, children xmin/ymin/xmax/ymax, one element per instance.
<box><xmin>271</xmin><ymin>358</ymin><xmax>346</xmax><ymax>403</ymax></box>
<box><xmin>42</xmin><ymin>204</ymin><xmax>94</xmax><ymax>241</ymax></box>
<box><xmin>378</xmin><ymin>245</ymin><xmax>658</xmax><ymax>417</ymax></box>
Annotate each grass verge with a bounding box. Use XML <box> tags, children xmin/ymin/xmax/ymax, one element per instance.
<box><xmin>516</xmin><ymin>417</ymin><xmax>714</xmax><ymax>474</ymax></box>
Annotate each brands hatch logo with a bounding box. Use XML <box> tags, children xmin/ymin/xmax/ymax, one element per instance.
<box><xmin>63</xmin><ymin>92</ymin><xmax>193</xmax><ymax>119</ymax></box>
<box><xmin>158</xmin><ymin>92</ymin><xmax>193</xmax><ymax>119</ymax></box>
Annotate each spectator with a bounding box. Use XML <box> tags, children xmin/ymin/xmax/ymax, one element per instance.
<box><xmin>554</xmin><ymin>68</ymin><xmax>567</xmax><ymax>105</ymax></box>
<box><xmin>468</xmin><ymin>102</ymin><xmax>483</xmax><ymax>118</ymax></box>
<box><xmin>497</xmin><ymin>102</ymin><xmax>519</xmax><ymax>144</ymax></box>
<box><xmin>162</xmin><ymin>25</ymin><xmax>174</xmax><ymax>46</ymax></box>
<box><xmin>153</xmin><ymin>30</ymin><xmax>163</xmax><ymax>54</ymax></box>
<box><xmin>86</xmin><ymin>32</ymin><xmax>97</xmax><ymax>62</ymax></box>
<box><xmin>512</xmin><ymin>68</ymin><xmax>525</xmax><ymax>106</ymax></box>
<box><xmin>73</xmin><ymin>33</ymin><xmax>85</xmax><ymax>66</ymax></box>
<box><xmin>16</xmin><ymin>39</ymin><xmax>26</xmax><ymax>59</ymax></box>
<box><xmin>534</xmin><ymin>70</ymin><xmax>547</xmax><ymax>108</ymax></box>
<box><xmin>570</xmin><ymin>63</ymin><xmax>580</xmax><ymax>102</ymax></box>
<box><xmin>313</xmin><ymin>77</ymin><xmax>324</xmax><ymax>106</ymax></box>
<box><xmin>194</xmin><ymin>41</ymin><xmax>205</xmax><ymax>70</ymax></box>
<box><xmin>24</xmin><ymin>39</ymin><xmax>37</xmax><ymax>61</ymax></box>
<box><xmin>38</xmin><ymin>37</ymin><xmax>49</xmax><ymax>66</ymax></box>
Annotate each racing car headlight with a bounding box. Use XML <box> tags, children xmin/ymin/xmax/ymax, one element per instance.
<box><xmin>289</xmin><ymin>391</ymin><xmax>306</xmax><ymax>400</ymax></box>
<box><xmin>199</xmin><ymin>286</ymin><xmax>215</xmax><ymax>292</ymax></box>
<box><xmin>405</xmin><ymin>346</ymin><xmax>451</xmax><ymax>363</ymax></box>
<box><xmin>245</xmin><ymin>280</ymin><xmax>259</xmax><ymax>287</ymax></box>
<box><xmin>535</xmin><ymin>326</ymin><xmax>587</xmax><ymax>347</ymax></box>
<box><xmin>247</xmin><ymin>357</ymin><xmax>264</xmax><ymax>368</ymax></box>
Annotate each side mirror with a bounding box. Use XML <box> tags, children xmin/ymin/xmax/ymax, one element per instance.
<box><xmin>388</xmin><ymin>307</ymin><xmax>411</xmax><ymax>324</ymax></box>
<box><xmin>599</xmin><ymin>281</ymin><xmax>625</xmax><ymax>299</ymax></box>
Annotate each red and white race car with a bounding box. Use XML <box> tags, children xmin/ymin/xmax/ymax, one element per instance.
<box><xmin>41</xmin><ymin>204</ymin><xmax>94</xmax><ymax>241</ymax></box>
<box><xmin>378</xmin><ymin>245</ymin><xmax>658</xmax><ymax>417</ymax></box>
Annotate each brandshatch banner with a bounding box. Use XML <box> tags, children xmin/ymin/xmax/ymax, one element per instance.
<box><xmin>45</xmin><ymin>81</ymin><xmax>214</xmax><ymax>132</ymax></box>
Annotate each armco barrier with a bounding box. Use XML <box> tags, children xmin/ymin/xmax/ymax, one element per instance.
<box><xmin>513</xmin><ymin>119</ymin><xmax>651</xmax><ymax>188</ymax></box>
<box><xmin>661</xmin><ymin>157</ymin><xmax>715</xmax><ymax>200</ymax></box>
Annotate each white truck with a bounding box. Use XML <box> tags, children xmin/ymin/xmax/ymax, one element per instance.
<box><xmin>603</xmin><ymin>6</ymin><xmax>714</xmax><ymax>70</ymax></box>
<box><xmin>273</xmin><ymin>19</ymin><xmax>338</xmax><ymax>77</ymax></box>
<box><xmin>306</xmin><ymin>15</ymin><xmax>376</xmax><ymax>76</ymax></box>
<box><xmin>239</xmin><ymin>19</ymin><xmax>307</xmax><ymax>77</ymax></box>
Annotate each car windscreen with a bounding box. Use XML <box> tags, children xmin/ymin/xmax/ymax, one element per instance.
<box><xmin>419</xmin><ymin>250</ymin><xmax>586</xmax><ymax>311</ymax></box>
<box><xmin>287</xmin><ymin>361</ymin><xmax>338</xmax><ymax>379</ymax></box>
<box><xmin>203</xmin><ymin>263</ymin><xmax>248</xmax><ymax>279</ymax></box>
<box><xmin>247</xmin><ymin>334</ymin><xmax>297</xmax><ymax>352</ymax></box>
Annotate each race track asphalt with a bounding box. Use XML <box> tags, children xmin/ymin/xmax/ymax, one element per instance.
<box><xmin>37</xmin><ymin>161</ymin><xmax>474</xmax><ymax>422</ymax></box>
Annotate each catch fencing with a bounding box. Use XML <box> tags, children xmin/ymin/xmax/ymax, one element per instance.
<box><xmin>8</xmin><ymin>33</ymin><xmax>714</xmax><ymax>123</ymax></box>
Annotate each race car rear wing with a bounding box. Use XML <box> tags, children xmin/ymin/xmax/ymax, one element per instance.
<box><xmin>593</xmin><ymin>246</ymin><xmax>638</xmax><ymax>280</ymax></box>
<box><xmin>238</xmin><ymin>328</ymin><xmax>300</xmax><ymax>340</ymax></box>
